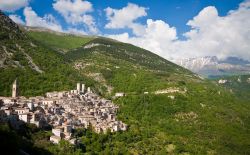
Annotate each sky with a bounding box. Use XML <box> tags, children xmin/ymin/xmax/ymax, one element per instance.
<box><xmin>0</xmin><ymin>0</ymin><xmax>250</xmax><ymax>61</ymax></box>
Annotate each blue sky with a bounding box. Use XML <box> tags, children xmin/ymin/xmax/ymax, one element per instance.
<box><xmin>91</xmin><ymin>0</ymin><xmax>243</xmax><ymax>38</ymax></box>
<box><xmin>4</xmin><ymin>0</ymin><xmax>243</xmax><ymax>38</ymax></box>
<box><xmin>0</xmin><ymin>0</ymin><xmax>250</xmax><ymax>60</ymax></box>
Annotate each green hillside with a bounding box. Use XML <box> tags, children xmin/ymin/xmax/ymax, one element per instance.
<box><xmin>64</xmin><ymin>37</ymin><xmax>197</xmax><ymax>96</ymax></box>
<box><xmin>28</xmin><ymin>30</ymin><xmax>94</xmax><ymax>52</ymax></box>
<box><xmin>0</xmin><ymin>12</ymin><xmax>96</xmax><ymax>97</ymax></box>
<box><xmin>213</xmin><ymin>75</ymin><xmax>250</xmax><ymax>101</ymax></box>
<box><xmin>0</xmin><ymin>12</ymin><xmax>250</xmax><ymax>155</ymax></box>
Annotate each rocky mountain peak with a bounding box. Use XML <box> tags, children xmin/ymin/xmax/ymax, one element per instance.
<box><xmin>173</xmin><ymin>56</ymin><xmax>250</xmax><ymax>77</ymax></box>
<box><xmin>0</xmin><ymin>10</ymin><xmax>26</xmax><ymax>40</ymax></box>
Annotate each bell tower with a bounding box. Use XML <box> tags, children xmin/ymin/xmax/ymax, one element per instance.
<box><xmin>12</xmin><ymin>78</ymin><xmax>19</xmax><ymax>98</ymax></box>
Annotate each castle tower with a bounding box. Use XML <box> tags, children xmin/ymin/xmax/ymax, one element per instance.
<box><xmin>81</xmin><ymin>84</ymin><xmax>85</xmax><ymax>93</ymax></box>
<box><xmin>87</xmin><ymin>87</ymin><xmax>91</xmax><ymax>93</ymax></box>
<box><xmin>77</xmin><ymin>83</ymin><xmax>81</xmax><ymax>92</ymax></box>
<box><xmin>12</xmin><ymin>79</ymin><xmax>19</xmax><ymax>98</ymax></box>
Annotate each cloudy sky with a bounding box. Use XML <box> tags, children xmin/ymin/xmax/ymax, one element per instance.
<box><xmin>1</xmin><ymin>0</ymin><xmax>250</xmax><ymax>61</ymax></box>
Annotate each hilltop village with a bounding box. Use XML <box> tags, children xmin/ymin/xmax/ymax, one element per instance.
<box><xmin>0</xmin><ymin>79</ymin><xmax>127</xmax><ymax>144</ymax></box>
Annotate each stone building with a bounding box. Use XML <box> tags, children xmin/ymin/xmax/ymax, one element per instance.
<box><xmin>12</xmin><ymin>79</ymin><xmax>19</xmax><ymax>98</ymax></box>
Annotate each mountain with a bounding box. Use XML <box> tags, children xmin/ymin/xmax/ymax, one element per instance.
<box><xmin>173</xmin><ymin>56</ymin><xmax>219</xmax><ymax>72</ymax></box>
<box><xmin>25</xmin><ymin>26</ymin><xmax>94</xmax><ymax>53</ymax></box>
<box><xmin>174</xmin><ymin>56</ymin><xmax>250</xmax><ymax>78</ymax></box>
<box><xmin>0</xmin><ymin>11</ymin><xmax>250</xmax><ymax>155</ymax></box>
<box><xmin>0</xmin><ymin>10</ymin><xmax>97</xmax><ymax>96</ymax></box>
<box><xmin>0</xmin><ymin>11</ymin><xmax>28</xmax><ymax>68</ymax></box>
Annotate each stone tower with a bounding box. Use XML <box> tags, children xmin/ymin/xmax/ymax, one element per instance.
<box><xmin>12</xmin><ymin>79</ymin><xmax>19</xmax><ymax>98</ymax></box>
<box><xmin>87</xmin><ymin>87</ymin><xmax>91</xmax><ymax>93</ymax></box>
<box><xmin>77</xmin><ymin>83</ymin><xmax>81</xmax><ymax>92</ymax></box>
<box><xmin>81</xmin><ymin>84</ymin><xmax>85</xmax><ymax>93</ymax></box>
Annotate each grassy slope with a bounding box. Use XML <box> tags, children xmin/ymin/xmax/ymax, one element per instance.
<box><xmin>28</xmin><ymin>31</ymin><xmax>93</xmax><ymax>51</ymax></box>
<box><xmin>0</xmin><ymin>28</ymin><xmax>250</xmax><ymax>154</ymax></box>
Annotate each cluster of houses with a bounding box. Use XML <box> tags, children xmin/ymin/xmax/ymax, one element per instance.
<box><xmin>0</xmin><ymin>79</ymin><xmax>127</xmax><ymax>144</ymax></box>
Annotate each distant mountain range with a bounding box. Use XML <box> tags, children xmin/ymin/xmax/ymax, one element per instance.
<box><xmin>173</xmin><ymin>56</ymin><xmax>250</xmax><ymax>78</ymax></box>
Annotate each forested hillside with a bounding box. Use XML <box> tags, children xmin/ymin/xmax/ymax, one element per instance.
<box><xmin>213</xmin><ymin>75</ymin><xmax>250</xmax><ymax>101</ymax></box>
<box><xmin>0</xmin><ymin>11</ymin><xmax>97</xmax><ymax>97</ymax></box>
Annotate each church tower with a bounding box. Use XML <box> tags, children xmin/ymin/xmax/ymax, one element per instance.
<box><xmin>12</xmin><ymin>79</ymin><xmax>19</xmax><ymax>98</ymax></box>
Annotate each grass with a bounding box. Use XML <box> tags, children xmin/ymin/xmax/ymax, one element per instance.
<box><xmin>28</xmin><ymin>31</ymin><xmax>94</xmax><ymax>51</ymax></box>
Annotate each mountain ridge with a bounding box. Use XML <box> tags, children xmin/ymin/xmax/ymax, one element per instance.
<box><xmin>174</xmin><ymin>56</ymin><xmax>250</xmax><ymax>77</ymax></box>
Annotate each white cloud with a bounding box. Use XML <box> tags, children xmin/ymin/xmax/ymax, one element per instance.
<box><xmin>105</xmin><ymin>3</ymin><xmax>147</xmax><ymax>36</ymax></box>
<box><xmin>8</xmin><ymin>6</ymin><xmax>89</xmax><ymax>37</ymax></box>
<box><xmin>108</xmin><ymin>19</ymin><xmax>177</xmax><ymax>58</ymax></box>
<box><xmin>23</xmin><ymin>7</ymin><xmax>63</xmax><ymax>32</ymax></box>
<box><xmin>107</xmin><ymin>1</ymin><xmax>250</xmax><ymax>61</ymax></box>
<box><xmin>175</xmin><ymin>1</ymin><xmax>250</xmax><ymax>60</ymax></box>
<box><xmin>53</xmin><ymin>0</ymin><xmax>98</xmax><ymax>34</ymax></box>
<box><xmin>0</xmin><ymin>0</ymin><xmax>30</xmax><ymax>12</ymax></box>
<box><xmin>9</xmin><ymin>14</ymin><xmax>25</xmax><ymax>25</ymax></box>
